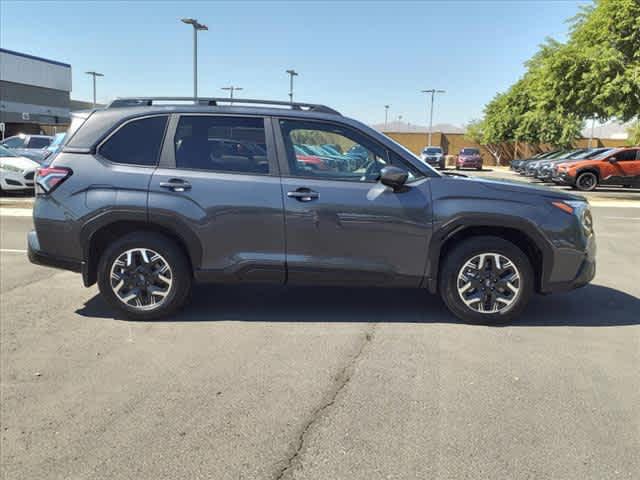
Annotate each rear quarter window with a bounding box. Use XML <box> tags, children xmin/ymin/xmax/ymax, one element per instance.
<box><xmin>99</xmin><ymin>116</ymin><xmax>168</xmax><ymax>166</ymax></box>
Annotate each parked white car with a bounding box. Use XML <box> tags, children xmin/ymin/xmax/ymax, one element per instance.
<box><xmin>0</xmin><ymin>145</ymin><xmax>39</xmax><ymax>191</ymax></box>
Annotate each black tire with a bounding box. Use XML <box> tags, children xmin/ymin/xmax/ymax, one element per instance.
<box><xmin>476</xmin><ymin>165</ymin><xmax>482</xmax><ymax>171</ymax></box>
<box><xmin>97</xmin><ymin>232</ymin><xmax>192</xmax><ymax>320</ymax></box>
<box><xmin>455</xmin><ymin>165</ymin><xmax>460</xmax><ymax>170</ymax></box>
<box><xmin>438</xmin><ymin>236</ymin><xmax>534</xmax><ymax>324</ymax></box>
<box><xmin>575</xmin><ymin>171</ymin><xmax>598</xmax><ymax>191</ymax></box>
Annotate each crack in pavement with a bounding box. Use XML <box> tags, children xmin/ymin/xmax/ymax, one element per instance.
<box><xmin>274</xmin><ymin>325</ymin><xmax>376</xmax><ymax>480</ymax></box>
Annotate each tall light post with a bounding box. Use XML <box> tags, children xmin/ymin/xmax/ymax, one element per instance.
<box><xmin>181</xmin><ymin>18</ymin><xmax>208</xmax><ymax>101</ymax></box>
<box><xmin>221</xmin><ymin>86</ymin><xmax>243</xmax><ymax>103</ymax></box>
<box><xmin>85</xmin><ymin>71</ymin><xmax>104</xmax><ymax>108</ymax></box>
<box><xmin>384</xmin><ymin>105</ymin><xmax>390</xmax><ymax>130</ymax></box>
<box><xmin>588</xmin><ymin>116</ymin><xmax>597</xmax><ymax>148</ymax></box>
<box><xmin>421</xmin><ymin>89</ymin><xmax>445</xmax><ymax>146</ymax></box>
<box><xmin>286</xmin><ymin>69</ymin><xmax>298</xmax><ymax>103</ymax></box>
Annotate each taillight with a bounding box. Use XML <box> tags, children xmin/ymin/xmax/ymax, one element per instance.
<box><xmin>35</xmin><ymin>167</ymin><xmax>72</xmax><ymax>194</ymax></box>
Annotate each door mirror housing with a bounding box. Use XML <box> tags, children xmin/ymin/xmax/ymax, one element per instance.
<box><xmin>608</xmin><ymin>157</ymin><xmax>618</xmax><ymax>163</ymax></box>
<box><xmin>379</xmin><ymin>166</ymin><xmax>408</xmax><ymax>191</ymax></box>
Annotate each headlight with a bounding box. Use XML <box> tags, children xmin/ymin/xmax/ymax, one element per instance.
<box><xmin>0</xmin><ymin>163</ymin><xmax>24</xmax><ymax>173</ymax></box>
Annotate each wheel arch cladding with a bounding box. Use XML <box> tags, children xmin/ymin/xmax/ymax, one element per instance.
<box><xmin>426</xmin><ymin>217</ymin><xmax>551</xmax><ymax>294</ymax></box>
<box><xmin>82</xmin><ymin>219</ymin><xmax>200</xmax><ymax>287</ymax></box>
<box><xmin>576</xmin><ymin>167</ymin><xmax>600</xmax><ymax>180</ymax></box>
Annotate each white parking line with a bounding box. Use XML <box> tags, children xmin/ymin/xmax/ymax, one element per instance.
<box><xmin>590</xmin><ymin>201</ymin><xmax>640</xmax><ymax>209</ymax></box>
<box><xmin>0</xmin><ymin>249</ymin><xmax>27</xmax><ymax>253</ymax></box>
<box><xmin>0</xmin><ymin>208</ymin><xmax>33</xmax><ymax>217</ymax></box>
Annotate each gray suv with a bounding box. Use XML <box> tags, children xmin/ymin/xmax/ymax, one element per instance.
<box><xmin>28</xmin><ymin>97</ymin><xmax>596</xmax><ymax>323</ymax></box>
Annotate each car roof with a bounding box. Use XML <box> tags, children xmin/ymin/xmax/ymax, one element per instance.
<box><xmin>65</xmin><ymin>105</ymin><xmax>349</xmax><ymax>150</ymax></box>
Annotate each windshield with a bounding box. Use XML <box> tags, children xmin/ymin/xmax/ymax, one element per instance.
<box><xmin>0</xmin><ymin>145</ymin><xmax>17</xmax><ymax>157</ymax></box>
<box><xmin>423</xmin><ymin>147</ymin><xmax>442</xmax><ymax>155</ymax></box>
<box><xmin>461</xmin><ymin>148</ymin><xmax>479</xmax><ymax>155</ymax></box>
<box><xmin>592</xmin><ymin>148</ymin><xmax>620</xmax><ymax>160</ymax></box>
<box><xmin>584</xmin><ymin>148</ymin><xmax>612</xmax><ymax>159</ymax></box>
<box><xmin>1</xmin><ymin>136</ymin><xmax>25</xmax><ymax>148</ymax></box>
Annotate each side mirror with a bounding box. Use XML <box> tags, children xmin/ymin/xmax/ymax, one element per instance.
<box><xmin>379</xmin><ymin>166</ymin><xmax>408</xmax><ymax>191</ymax></box>
<box><xmin>608</xmin><ymin>157</ymin><xmax>618</xmax><ymax>163</ymax></box>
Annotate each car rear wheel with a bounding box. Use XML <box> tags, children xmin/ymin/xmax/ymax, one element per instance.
<box><xmin>575</xmin><ymin>171</ymin><xmax>598</xmax><ymax>191</ymax></box>
<box><xmin>439</xmin><ymin>236</ymin><xmax>534</xmax><ymax>324</ymax></box>
<box><xmin>97</xmin><ymin>232</ymin><xmax>192</xmax><ymax>320</ymax></box>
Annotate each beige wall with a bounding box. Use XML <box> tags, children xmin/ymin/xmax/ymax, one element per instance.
<box><xmin>383</xmin><ymin>132</ymin><xmax>628</xmax><ymax>166</ymax></box>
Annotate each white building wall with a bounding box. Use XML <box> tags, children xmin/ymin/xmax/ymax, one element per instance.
<box><xmin>0</xmin><ymin>50</ymin><xmax>71</xmax><ymax>92</ymax></box>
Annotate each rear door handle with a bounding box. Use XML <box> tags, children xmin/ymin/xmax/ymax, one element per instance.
<box><xmin>287</xmin><ymin>188</ymin><xmax>319</xmax><ymax>202</ymax></box>
<box><xmin>160</xmin><ymin>179</ymin><xmax>191</xmax><ymax>192</ymax></box>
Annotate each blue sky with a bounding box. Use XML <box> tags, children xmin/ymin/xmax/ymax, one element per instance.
<box><xmin>1</xmin><ymin>0</ymin><xmax>589</xmax><ymax>126</ymax></box>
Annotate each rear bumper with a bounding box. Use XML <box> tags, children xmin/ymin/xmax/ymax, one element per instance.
<box><xmin>27</xmin><ymin>230</ymin><xmax>82</xmax><ymax>273</ymax></box>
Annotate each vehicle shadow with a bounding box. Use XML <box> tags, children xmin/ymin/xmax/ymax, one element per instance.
<box><xmin>76</xmin><ymin>283</ymin><xmax>639</xmax><ymax>327</ymax></box>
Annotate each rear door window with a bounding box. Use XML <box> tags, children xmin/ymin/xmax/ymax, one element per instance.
<box><xmin>99</xmin><ymin>116</ymin><xmax>168</xmax><ymax>166</ymax></box>
<box><xmin>174</xmin><ymin>116</ymin><xmax>269</xmax><ymax>174</ymax></box>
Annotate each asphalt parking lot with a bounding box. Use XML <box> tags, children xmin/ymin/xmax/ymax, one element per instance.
<box><xmin>1</xmin><ymin>184</ymin><xmax>639</xmax><ymax>479</ymax></box>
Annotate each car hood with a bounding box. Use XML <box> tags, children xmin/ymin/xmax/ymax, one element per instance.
<box><xmin>0</xmin><ymin>155</ymin><xmax>39</xmax><ymax>170</ymax></box>
<box><xmin>446</xmin><ymin>174</ymin><xmax>585</xmax><ymax>201</ymax></box>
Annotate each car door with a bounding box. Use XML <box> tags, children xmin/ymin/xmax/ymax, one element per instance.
<box><xmin>274</xmin><ymin>117</ymin><xmax>433</xmax><ymax>287</ymax></box>
<box><xmin>148</xmin><ymin>114</ymin><xmax>285</xmax><ymax>283</ymax></box>
<box><xmin>603</xmin><ymin>149</ymin><xmax>639</xmax><ymax>185</ymax></box>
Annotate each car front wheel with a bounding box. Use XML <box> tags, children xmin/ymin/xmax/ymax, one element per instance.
<box><xmin>97</xmin><ymin>232</ymin><xmax>192</xmax><ymax>320</ymax></box>
<box><xmin>575</xmin><ymin>171</ymin><xmax>598</xmax><ymax>191</ymax></box>
<box><xmin>439</xmin><ymin>236</ymin><xmax>534</xmax><ymax>324</ymax></box>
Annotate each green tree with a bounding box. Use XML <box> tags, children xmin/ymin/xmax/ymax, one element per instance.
<box><xmin>627</xmin><ymin>121</ymin><xmax>640</xmax><ymax>145</ymax></box>
<box><xmin>541</xmin><ymin>0</ymin><xmax>640</xmax><ymax>121</ymax></box>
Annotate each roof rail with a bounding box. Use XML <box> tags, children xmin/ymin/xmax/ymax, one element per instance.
<box><xmin>105</xmin><ymin>97</ymin><xmax>341</xmax><ymax>115</ymax></box>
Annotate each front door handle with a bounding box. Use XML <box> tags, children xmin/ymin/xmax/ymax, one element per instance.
<box><xmin>160</xmin><ymin>179</ymin><xmax>191</xmax><ymax>192</ymax></box>
<box><xmin>287</xmin><ymin>188</ymin><xmax>319</xmax><ymax>202</ymax></box>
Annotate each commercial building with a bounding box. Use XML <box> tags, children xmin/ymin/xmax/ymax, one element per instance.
<box><xmin>0</xmin><ymin>48</ymin><xmax>72</xmax><ymax>137</ymax></box>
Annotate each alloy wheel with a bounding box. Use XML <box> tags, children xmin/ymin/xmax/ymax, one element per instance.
<box><xmin>577</xmin><ymin>172</ymin><xmax>597</xmax><ymax>190</ymax></box>
<box><xmin>109</xmin><ymin>248</ymin><xmax>173</xmax><ymax>310</ymax></box>
<box><xmin>456</xmin><ymin>253</ymin><xmax>521</xmax><ymax>314</ymax></box>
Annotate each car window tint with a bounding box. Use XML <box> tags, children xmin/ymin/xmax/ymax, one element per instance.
<box><xmin>616</xmin><ymin>150</ymin><xmax>637</xmax><ymax>161</ymax></box>
<box><xmin>100</xmin><ymin>116</ymin><xmax>168</xmax><ymax>166</ymax></box>
<box><xmin>280</xmin><ymin>119</ymin><xmax>421</xmax><ymax>182</ymax></box>
<box><xmin>28</xmin><ymin>137</ymin><xmax>51</xmax><ymax>148</ymax></box>
<box><xmin>174</xmin><ymin>116</ymin><xmax>269</xmax><ymax>174</ymax></box>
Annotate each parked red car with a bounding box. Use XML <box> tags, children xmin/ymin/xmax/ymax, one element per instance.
<box><xmin>456</xmin><ymin>148</ymin><xmax>483</xmax><ymax>170</ymax></box>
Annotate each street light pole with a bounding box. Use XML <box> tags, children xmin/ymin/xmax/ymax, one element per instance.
<box><xmin>421</xmin><ymin>89</ymin><xmax>445</xmax><ymax>146</ymax></box>
<box><xmin>286</xmin><ymin>69</ymin><xmax>298</xmax><ymax>103</ymax></box>
<box><xmin>221</xmin><ymin>86</ymin><xmax>243</xmax><ymax>103</ymax></box>
<box><xmin>181</xmin><ymin>18</ymin><xmax>208</xmax><ymax>101</ymax></box>
<box><xmin>384</xmin><ymin>105</ymin><xmax>390</xmax><ymax>130</ymax></box>
<box><xmin>85</xmin><ymin>71</ymin><xmax>104</xmax><ymax>108</ymax></box>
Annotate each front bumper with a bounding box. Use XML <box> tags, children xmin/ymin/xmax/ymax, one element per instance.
<box><xmin>541</xmin><ymin>234</ymin><xmax>596</xmax><ymax>293</ymax></box>
<box><xmin>423</xmin><ymin>157</ymin><xmax>444</xmax><ymax>168</ymax></box>
<box><xmin>457</xmin><ymin>160</ymin><xmax>482</xmax><ymax>168</ymax></box>
<box><xmin>1</xmin><ymin>171</ymin><xmax>35</xmax><ymax>190</ymax></box>
<box><xmin>27</xmin><ymin>230</ymin><xmax>82</xmax><ymax>273</ymax></box>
